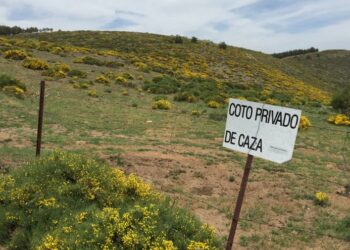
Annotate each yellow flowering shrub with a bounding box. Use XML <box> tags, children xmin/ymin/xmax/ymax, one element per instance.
<box><xmin>88</xmin><ymin>89</ymin><xmax>98</xmax><ymax>97</ymax></box>
<box><xmin>55</xmin><ymin>63</ymin><xmax>71</xmax><ymax>72</ymax></box>
<box><xmin>0</xmin><ymin>152</ymin><xmax>221</xmax><ymax>249</ymax></box>
<box><xmin>134</xmin><ymin>62</ymin><xmax>149</xmax><ymax>72</ymax></box>
<box><xmin>265</xmin><ymin>98</ymin><xmax>280</xmax><ymax>105</ymax></box>
<box><xmin>51</xmin><ymin>46</ymin><xmax>63</xmax><ymax>55</ymax></box>
<box><xmin>207</xmin><ymin>100</ymin><xmax>220</xmax><ymax>108</ymax></box>
<box><xmin>299</xmin><ymin>115</ymin><xmax>311</xmax><ymax>129</ymax></box>
<box><xmin>328</xmin><ymin>114</ymin><xmax>350</xmax><ymax>126</ymax></box>
<box><xmin>95</xmin><ymin>75</ymin><xmax>110</xmax><ymax>84</ymax></box>
<box><xmin>187</xmin><ymin>241</ymin><xmax>210</xmax><ymax>250</ymax></box>
<box><xmin>37</xmin><ymin>197</ymin><xmax>57</xmax><ymax>208</ymax></box>
<box><xmin>152</xmin><ymin>99</ymin><xmax>172</xmax><ymax>110</ymax></box>
<box><xmin>43</xmin><ymin>69</ymin><xmax>66</xmax><ymax>79</ymax></box>
<box><xmin>192</xmin><ymin>110</ymin><xmax>200</xmax><ymax>116</ymax></box>
<box><xmin>314</xmin><ymin>192</ymin><xmax>329</xmax><ymax>206</ymax></box>
<box><xmin>115</xmin><ymin>76</ymin><xmax>127</xmax><ymax>84</ymax></box>
<box><xmin>2</xmin><ymin>86</ymin><xmax>25</xmax><ymax>98</ymax></box>
<box><xmin>4</xmin><ymin>49</ymin><xmax>28</xmax><ymax>60</ymax></box>
<box><xmin>37</xmin><ymin>235</ymin><xmax>59</xmax><ymax>250</ymax></box>
<box><xmin>97</xmin><ymin>50</ymin><xmax>119</xmax><ymax>57</ymax></box>
<box><xmin>22</xmin><ymin>57</ymin><xmax>49</xmax><ymax>70</ymax></box>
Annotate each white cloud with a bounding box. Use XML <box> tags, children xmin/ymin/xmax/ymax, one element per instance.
<box><xmin>0</xmin><ymin>0</ymin><xmax>349</xmax><ymax>52</ymax></box>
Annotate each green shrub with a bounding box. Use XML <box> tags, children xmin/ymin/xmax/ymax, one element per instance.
<box><xmin>74</xmin><ymin>56</ymin><xmax>124</xmax><ymax>68</ymax></box>
<box><xmin>0</xmin><ymin>152</ymin><xmax>220</xmax><ymax>249</ymax></box>
<box><xmin>0</xmin><ymin>74</ymin><xmax>26</xmax><ymax>91</ymax></box>
<box><xmin>154</xmin><ymin>95</ymin><xmax>168</xmax><ymax>101</ymax></box>
<box><xmin>191</xmin><ymin>37</ymin><xmax>198</xmax><ymax>43</ymax></box>
<box><xmin>331</xmin><ymin>86</ymin><xmax>350</xmax><ymax>115</ymax></box>
<box><xmin>174</xmin><ymin>35</ymin><xmax>183</xmax><ymax>44</ymax></box>
<box><xmin>174</xmin><ymin>92</ymin><xmax>197</xmax><ymax>103</ymax></box>
<box><xmin>143</xmin><ymin>76</ymin><xmax>181</xmax><ymax>94</ymax></box>
<box><xmin>80</xmin><ymin>56</ymin><xmax>104</xmax><ymax>66</ymax></box>
<box><xmin>67</xmin><ymin>69</ymin><xmax>87</xmax><ymax>78</ymax></box>
<box><xmin>218</xmin><ymin>42</ymin><xmax>227</xmax><ymax>49</ymax></box>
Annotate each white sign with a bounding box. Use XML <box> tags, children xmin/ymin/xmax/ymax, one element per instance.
<box><xmin>223</xmin><ymin>99</ymin><xmax>301</xmax><ymax>164</ymax></box>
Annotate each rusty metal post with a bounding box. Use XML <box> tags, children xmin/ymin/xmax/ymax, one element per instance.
<box><xmin>226</xmin><ymin>154</ymin><xmax>254</xmax><ymax>250</ymax></box>
<box><xmin>36</xmin><ymin>80</ymin><xmax>45</xmax><ymax>156</ymax></box>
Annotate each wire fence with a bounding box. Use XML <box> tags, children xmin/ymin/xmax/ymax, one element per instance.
<box><xmin>29</xmin><ymin>82</ymin><xmax>350</xmax><ymax>247</ymax></box>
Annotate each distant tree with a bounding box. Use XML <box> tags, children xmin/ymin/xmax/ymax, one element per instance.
<box><xmin>191</xmin><ymin>36</ymin><xmax>198</xmax><ymax>43</ymax></box>
<box><xmin>331</xmin><ymin>85</ymin><xmax>350</xmax><ymax>115</ymax></box>
<box><xmin>272</xmin><ymin>47</ymin><xmax>319</xmax><ymax>59</ymax></box>
<box><xmin>218</xmin><ymin>42</ymin><xmax>227</xmax><ymax>49</ymax></box>
<box><xmin>174</xmin><ymin>35</ymin><xmax>183</xmax><ymax>44</ymax></box>
<box><xmin>0</xmin><ymin>24</ymin><xmax>42</xmax><ymax>35</ymax></box>
<box><xmin>25</xmin><ymin>27</ymin><xmax>38</xmax><ymax>33</ymax></box>
<box><xmin>11</xmin><ymin>26</ymin><xmax>22</xmax><ymax>34</ymax></box>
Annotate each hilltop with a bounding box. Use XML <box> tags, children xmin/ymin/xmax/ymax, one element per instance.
<box><xmin>0</xmin><ymin>31</ymin><xmax>349</xmax><ymax>249</ymax></box>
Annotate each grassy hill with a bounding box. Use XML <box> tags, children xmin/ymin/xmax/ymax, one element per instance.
<box><xmin>0</xmin><ymin>31</ymin><xmax>349</xmax><ymax>249</ymax></box>
<box><xmin>280</xmin><ymin>50</ymin><xmax>350</xmax><ymax>90</ymax></box>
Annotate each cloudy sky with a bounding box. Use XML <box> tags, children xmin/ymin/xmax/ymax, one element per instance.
<box><xmin>1</xmin><ymin>0</ymin><xmax>349</xmax><ymax>53</ymax></box>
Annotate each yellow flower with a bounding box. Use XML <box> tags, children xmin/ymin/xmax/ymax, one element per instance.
<box><xmin>315</xmin><ymin>191</ymin><xmax>329</xmax><ymax>206</ymax></box>
<box><xmin>38</xmin><ymin>235</ymin><xmax>59</xmax><ymax>250</ymax></box>
<box><xmin>88</xmin><ymin>89</ymin><xmax>98</xmax><ymax>97</ymax></box>
<box><xmin>37</xmin><ymin>197</ymin><xmax>56</xmax><ymax>208</ymax></box>
<box><xmin>122</xmin><ymin>231</ymin><xmax>138</xmax><ymax>247</ymax></box>
<box><xmin>328</xmin><ymin>114</ymin><xmax>350</xmax><ymax>126</ymax></box>
<box><xmin>62</xmin><ymin>226</ymin><xmax>73</xmax><ymax>233</ymax></box>
<box><xmin>187</xmin><ymin>241</ymin><xmax>210</xmax><ymax>250</ymax></box>
<box><xmin>4</xmin><ymin>49</ymin><xmax>28</xmax><ymax>60</ymax></box>
<box><xmin>95</xmin><ymin>75</ymin><xmax>110</xmax><ymax>84</ymax></box>
<box><xmin>299</xmin><ymin>115</ymin><xmax>311</xmax><ymax>129</ymax></box>
<box><xmin>152</xmin><ymin>100</ymin><xmax>172</xmax><ymax>110</ymax></box>
<box><xmin>22</xmin><ymin>57</ymin><xmax>49</xmax><ymax>70</ymax></box>
<box><xmin>76</xmin><ymin>212</ymin><xmax>88</xmax><ymax>223</ymax></box>
<box><xmin>207</xmin><ymin>100</ymin><xmax>220</xmax><ymax>109</ymax></box>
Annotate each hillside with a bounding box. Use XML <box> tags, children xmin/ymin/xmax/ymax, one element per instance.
<box><xmin>0</xmin><ymin>31</ymin><xmax>349</xmax><ymax>249</ymax></box>
<box><xmin>16</xmin><ymin>31</ymin><xmax>331</xmax><ymax>105</ymax></box>
<box><xmin>280</xmin><ymin>50</ymin><xmax>350</xmax><ymax>90</ymax></box>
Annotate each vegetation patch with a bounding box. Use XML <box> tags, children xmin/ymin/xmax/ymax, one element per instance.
<box><xmin>67</xmin><ymin>69</ymin><xmax>87</xmax><ymax>78</ymax></box>
<box><xmin>327</xmin><ymin>114</ymin><xmax>350</xmax><ymax>126</ymax></box>
<box><xmin>144</xmin><ymin>76</ymin><xmax>181</xmax><ymax>94</ymax></box>
<box><xmin>4</xmin><ymin>49</ymin><xmax>28</xmax><ymax>60</ymax></box>
<box><xmin>152</xmin><ymin>99</ymin><xmax>172</xmax><ymax>110</ymax></box>
<box><xmin>331</xmin><ymin>86</ymin><xmax>350</xmax><ymax>115</ymax></box>
<box><xmin>22</xmin><ymin>57</ymin><xmax>49</xmax><ymax>70</ymax></box>
<box><xmin>0</xmin><ymin>152</ymin><xmax>220</xmax><ymax>249</ymax></box>
<box><xmin>0</xmin><ymin>74</ymin><xmax>26</xmax><ymax>98</ymax></box>
<box><xmin>299</xmin><ymin>115</ymin><xmax>311</xmax><ymax>129</ymax></box>
<box><xmin>74</xmin><ymin>56</ymin><xmax>123</xmax><ymax>68</ymax></box>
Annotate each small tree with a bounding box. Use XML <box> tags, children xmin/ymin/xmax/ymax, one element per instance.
<box><xmin>219</xmin><ymin>42</ymin><xmax>227</xmax><ymax>49</ymax></box>
<box><xmin>191</xmin><ymin>36</ymin><xmax>198</xmax><ymax>43</ymax></box>
<box><xmin>174</xmin><ymin>35</ymin><xmax>183</xmax><ymax>44</ymax></box>
<box><xmin>331</xmin><ymin>85</ymin><xmax>350</xmax><ymax>115</ymax></box>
